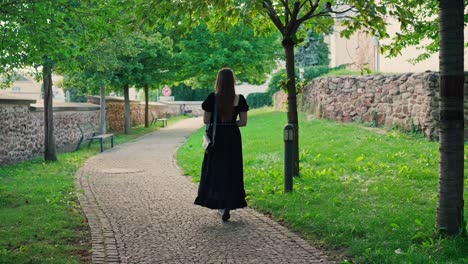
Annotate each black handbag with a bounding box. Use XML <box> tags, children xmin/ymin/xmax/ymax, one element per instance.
<box><xmin>202</xmin><ymin>97</ymin><xmax>218</xmax><ymax>154</ymax></box>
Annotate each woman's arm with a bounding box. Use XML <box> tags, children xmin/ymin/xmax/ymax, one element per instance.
<box><xmin>236</xmin><ymin>111</ymin><xmax>248</xmax><ymax>127</ymax></box>
<box><xmin>203</xmin><ymin>111</ymin><xmax>212</xmax><ymax>124</ymax></box>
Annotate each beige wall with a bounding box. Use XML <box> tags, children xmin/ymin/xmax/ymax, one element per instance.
<box><xmin>327</xmin><ymin>18</ymin><xmax>468</xmax><ymax>73</ymax></box>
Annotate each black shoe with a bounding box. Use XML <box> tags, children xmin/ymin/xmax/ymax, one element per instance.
<box><xmin>222</xmin><ymin>209</ymin><xmax>230</xmax><ymax>221</ymax></box>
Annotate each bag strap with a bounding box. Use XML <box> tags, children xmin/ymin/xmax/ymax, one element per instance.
<box><xmin>212</xmin><ymin>95</ymin><xmax>218</xmax><ymax>145</ymax></box>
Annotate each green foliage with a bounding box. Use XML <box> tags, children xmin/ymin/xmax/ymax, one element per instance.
<box><xmin>171</xmin><ymin>84</ymin><xmax>212</xmax><ymax>101</ymax></box>
<box><xmin>267</xmin><ymin>69</ymin><xmax>301</xmax><ymax>94</ymax></box>
<box><xmin>302</xmin><ymin>65</ymin><xmax>353</xmax><ymax>80</ymax></box>
<box><xmin>295</xmin><ymin>30</ymin><xmax>330</xmax><ymax>67</ymax></box>
<box><xmin>246</xmin><ymin>93</ymin><xmax>273</xmax><ymax>109</ymax></box>
<box><xmin>192</xmin><ymin>88</ymin><xmax>212</xmax><ymax>101</ymax></box>
<box><xmin>267</xmin><ymin>70</ymin><xmax>287</xmax><ymax>95</ymax></box>
<box><xmin>63</xmin><ymin>29</ymin><xmax>174</xmax><ymax>96</ymax></box>
<box><xmin>303</xmin><ymin>65</ymin><xmax>331</xmax><ymax>80</ymax></box>
<box><xmin>377</xmin><ymin>0</ymin><xmax>451</xmax><ymax>63</ymax></box>
<box><xmin>177</xmin><ymin>109</ymin><xmax>468</xmax><ymax>263</ymax></box>
<box><xmin>177</xmin><ymin>24</ymin><xmax>282</xmax><ymax>88</ymax></box>
<box><xmin>245</xmin><ymin>69</ymin><xmax>300</xmax><ymax>109</ymax></box>
<box><xmin>62</xmin><ymin>86</ymin><xmax>87</xmax><ymax>103</ymax></box>
<box><xmin>0</xmin><ymin>1</ymin><xmax>110</xmax><ymax>81</ymax></box>
<box><xmin>172</xmin><ymin>84</ymin><xmax>193</xmax><ymax>101</ymax></box>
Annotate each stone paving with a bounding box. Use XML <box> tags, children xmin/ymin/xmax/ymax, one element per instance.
<box><xmin>76</xmin><ymin>117</ymin><xmax>335</xmax><ymax>264</ymax></box>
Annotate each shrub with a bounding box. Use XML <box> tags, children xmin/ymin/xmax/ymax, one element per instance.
<box><xmin>172</xmin><ymin>84</ymin><xmax>212</xmax><ymax>101</ymax></box>
<box><xmin>192</xmin><ymin>88</ymin><xmax>212</xmax><ymax>101</ymax></box>
<box><xmin>62</xmin><ymin>86</ymin><xmax>87</xmax><ymax>102</ymax></box>
<box><xmin>246</xmin><ymin>92</ymin><xmax>273</xmax><ymax>109</ymax></box>
<box><xmin>172</xmin><ymin>83</ymin><xmax>192</xmax><ymax>101</ymax></box>
<box><xmin>303</xmin><ymin>65</ymin><xmax>330</xmax><ymax>80</ymax></box>
<box><xmin>267</xmin><ymin>69</ymin><xmax>286</xmax><ymax>95</ymax></box>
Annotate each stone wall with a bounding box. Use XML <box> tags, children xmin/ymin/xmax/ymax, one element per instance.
<box><xmin>0</xmin><ymin>99</ymin><xmax>99</xmax><ymax>165</ymax></box>
<box><xmin>160</xmin><ymin>101</ymin><xmax>204</xmax><ymax>117</ymax></box>
<box><xmin>274</xmin><ymin>72</ymin><xmax>468</xmax><ymax>139</ymax></box>
<box><xmin>87</xmin><ymin>96</ymin><xmax>203</xmax><ymax>131</ymax></box>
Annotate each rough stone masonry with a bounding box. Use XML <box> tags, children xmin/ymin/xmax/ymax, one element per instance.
<box><xmin>0</xmin><ymin>98</ymin><xmax>99</xmax><ymax>165</ymax></box>
<box><xmin>296</xmin><ymin>71</ymin><xmax>468</xmax><ymax>139</ymax></box>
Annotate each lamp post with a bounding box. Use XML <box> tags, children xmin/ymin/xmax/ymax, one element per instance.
<box><xmin>284</xmin><ymin>124</ymin><xmax>294</xmax><ymax>192</ymax></box>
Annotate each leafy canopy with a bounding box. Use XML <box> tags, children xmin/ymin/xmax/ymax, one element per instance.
<box><xmin>176</xmin><ymin>24</ymin><xmax>282</xmax><ymax>88</ymax></box>
<box><xmin>0</xmin><ymin>0</ymin><xmax>108</xmax><ymax>83</ymax></box>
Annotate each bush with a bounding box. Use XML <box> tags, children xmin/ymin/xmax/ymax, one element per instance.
<box><xmin>62</xmin><ymin>86</ymin><xmax>87</xmax><ymax>102</ymax></box>
<box><xmin>171</xmin><ymin>84</ymin><xmax>212</xmax><ymax>101</ymax></box>
<box><xmin>266</xmin><ymin>69</ymin><xmax>286</xmax><ymax>96</ymax></box>
<box><xmin>246</xmin><ymin>92</ymin><xmax>273</xmax><ymax>109</ymax></box>
<box><xmin>266</xmin><ymin>68</ymin><xmax>301</xmax><ymax>95</ymax></box>
<box><xmin>172</xmin><ymin>83</ymin><xmax>193</xmax><ymax>101</ymax></box>
<box><xmin>192</xmin><ymin>88</ymin><xmax>212</xmax><ymax>101</ymax></box>
<box><xmin>303</xmin><ymin>65</ymin><xmax>330</xmax><ymax>80</ymax></box>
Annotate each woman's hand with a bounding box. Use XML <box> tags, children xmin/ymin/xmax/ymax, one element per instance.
<box><xmin>203</xmin><ymin>111</ymin><xmax>212</xmax><ymax>124</ymax></box>
<box><xmin>236</xmin><ymin>112</ymin><xmax>247</xmax><ymax>127</ymax></box>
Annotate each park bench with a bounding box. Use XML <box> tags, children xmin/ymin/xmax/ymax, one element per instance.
<box><xmin>75</xmin><ymin>123</ymin><xmax>114</xmax><ymax>153</ymax></box>
<box><xmin>150</xmin><ymin>112</ymin><xmax>168</xmax><ymax>127</ymax></box>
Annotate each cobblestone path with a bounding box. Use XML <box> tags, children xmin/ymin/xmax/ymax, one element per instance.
<box><xmin>76</xmin><ymin>117</ymin><xmax>335</xmax><ymax>264</ymax></box>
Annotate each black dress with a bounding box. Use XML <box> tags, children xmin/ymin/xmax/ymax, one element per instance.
<box><xmin>194</xmin><ymin>92</ymin><xmax>249</xmax><ymax>210</ymax></box>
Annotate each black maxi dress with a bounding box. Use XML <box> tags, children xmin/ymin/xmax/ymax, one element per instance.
<box><xmin>194</xmin><ymin>92</ymin><xmax>249</xmax><ymax>210</ymax></box>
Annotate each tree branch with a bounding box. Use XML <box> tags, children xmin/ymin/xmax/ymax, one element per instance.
<box><xmin>291</xmin><ymin>1</ymin><xmax>300</xmax><ymax>20</ymax></box>
<box><xmin>280</xmin><ymin>0</ymin><xmax>292</xmax><ymax>17</ymax></box>
<box><xmin>262</xmin><ymin>0</ymin><xmax>285</xmax><ymax>32</ymax></box>
<box><xmin>297</xmin><ymin>0</ymin><xmax>320</xmax><ymax>24</ymax></box>
<box><xmin>282</xmin><ymin>0</ymin><xmax>290</xmax><ymax>24</ymax></box>
<box><xmin>329</xmin><ymin>6</ymin><xmax>355</xmax><ymax>15</ymax></box>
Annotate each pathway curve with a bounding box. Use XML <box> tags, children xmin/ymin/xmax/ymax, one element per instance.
<box><xmin>76</xmin><ymin>117</ymin><xmax>335</xmax><ymax>264</ymax></box>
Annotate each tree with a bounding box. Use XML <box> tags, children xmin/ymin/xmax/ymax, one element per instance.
<box><xmin>176</xmin><ymin>24</ymin><xmax>282</xmax><ymax>88</ymax></box>
<box><xmin>376</xmin><ymin>0</ymin><xmax>466</xmax><ymax>237</ymax></box>
<box><xmin>295</xmin><ymin>29</ymin><xmax>330</xmax><ymax>67</ymax></box>
<box><xmin>138</xmin><ymin>1</ymin><xmax>387</xmax><ymax>175</ymax></box>
<box><xmin>0</xmin><ymin>0</ymin><xmax>104</xmax><ymax>161</ymax></box>
<box><xmin>132</xmin><ymin>32</ymin><xmax>174</xmax><ymax>128</ymax></box>
<box><xmin>108</xmin><ymin>32</ymin><xmax>142</xmax><ymax>135</ymax></box>
<box><xmin>436</xmin><ymin>0</ymin><xmax>465</xmax><ymax>236</ymax></box>
<box><xmin>62</xmin><ymin>35</ymin><xmax>126</xmax><ymax>134</ymax></box>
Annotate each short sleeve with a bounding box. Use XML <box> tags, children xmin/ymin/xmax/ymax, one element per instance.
<box><xmin>202</xmin><ymin>92</ymin><xmax>215</xmax><ymax>112</ymax></box>
<box><xmin>238</xmin><ymin>94</ymin><xmax>249</xmax><ymax>112</ymax></box>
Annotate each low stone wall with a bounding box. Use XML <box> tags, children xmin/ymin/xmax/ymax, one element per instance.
<box><xmin>0</xmin><ymin>99</ymin><xmax>99</xmax><ymax>165</ymax></box>
<box><xmin>160</xmin><ymin>101</ymin><xmax>203</xmax><ymax>117</ymax></box>
<box><xmin>87</xmin><ymin>96</ymin><xmax>202</xmax><ymax>131</ymax></box>
<box><xmin>274</xmin><ymin>72</ymin><xmax>468</xmax><ymax>139</ymax></box>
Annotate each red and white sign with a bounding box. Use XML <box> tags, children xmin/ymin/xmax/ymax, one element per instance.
<box><xmin>162</xmin><ymin>86</ymin><xmax>172</xmax><ymax>97</ymax></box>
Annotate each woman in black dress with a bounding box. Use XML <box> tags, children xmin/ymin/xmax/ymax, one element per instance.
<box><xmin>194</xmin><ymin>68</ymin><xmax>249</xmax><ymax>221</ymax></box>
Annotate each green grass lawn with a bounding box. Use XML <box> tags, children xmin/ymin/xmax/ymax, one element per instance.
<box><xmin>176</xmin><ymin>109</ymin><xmax>468</xmax><ymax>264</ymax></box>
<box><xmin>0</xmin><ymin>116</ymin><xmax>187</xmax><ymax>264</ymax></box>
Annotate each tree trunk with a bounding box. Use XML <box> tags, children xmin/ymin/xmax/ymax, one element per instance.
<box><xmin>123</xmin><ymin>84</ymin><xmax>131</xmax><ymax>134</ymax></box>
<box><xmin>99</xmin><ymin>86</ymin><xmax>106</xmax><ymax>134</ymax></box>
<box><xmin>282</xmin><ymin>36</ymin><xmax>300</xmax><ymax>176</ymax></box>
<box><xmin>436</xmin><ymin>0</ymin><xmax>465</xmax><ymax>236</ymax></box>
<box><xmin>43</xmin><ymin>59</ymin><xmax>57</xmax><ymax>161</ymax></box>
<box><xmin>144</xmin><ymin>83</ymin><xmax>149</xmax><ymax>128</ymax></box>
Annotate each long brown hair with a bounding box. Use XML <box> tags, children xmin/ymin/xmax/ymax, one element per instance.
<box><xmin>215</xmin><ymin>68</ymin><xmax>236</xmax><ymax>121</ymax></box>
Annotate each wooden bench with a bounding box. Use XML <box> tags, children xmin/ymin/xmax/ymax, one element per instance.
<box><xmin>150</xmin><ymin>112</ymin><xmax>168</xmax><ymax>127</ymax></box>
<box><xmin>75</xmin><ymin>124</ymin><xmax>114</xmax><ymax>152</ymax></box>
